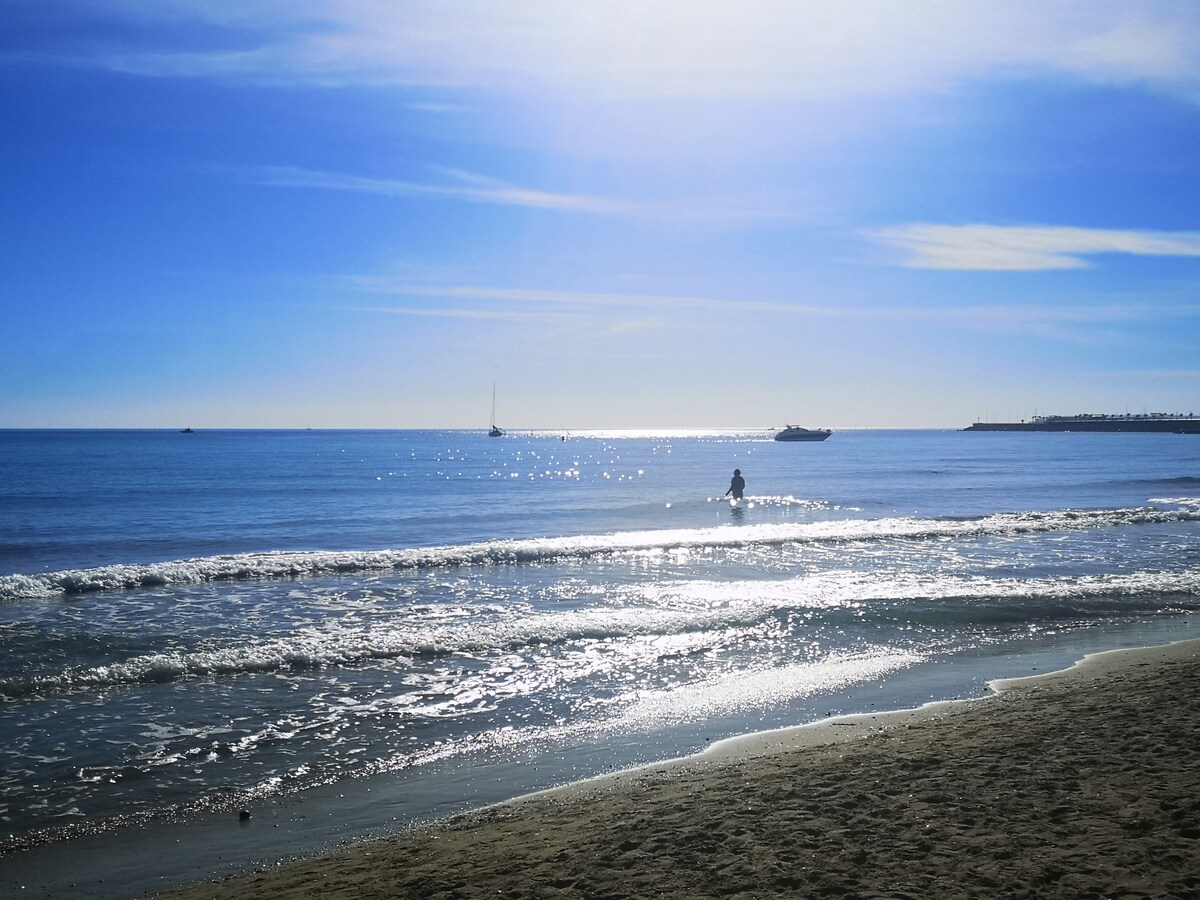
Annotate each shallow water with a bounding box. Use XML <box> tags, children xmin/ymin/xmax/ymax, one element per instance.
<box><xmin>1</xmin><ymin>428</ymin><xmax>1197</xmax><ymax>881</ymax></box>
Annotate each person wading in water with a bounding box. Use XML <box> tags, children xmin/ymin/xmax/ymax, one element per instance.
<box><xmin>725</xmin><ymin>469</ymin><xmax>745</xmax><ymax>501</ymax></box>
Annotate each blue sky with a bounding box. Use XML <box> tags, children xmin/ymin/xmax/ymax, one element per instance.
<box><xmin>3</xmin><ymin>1</ymin><xmax>1199</xmax><ymax>429</ymax></box>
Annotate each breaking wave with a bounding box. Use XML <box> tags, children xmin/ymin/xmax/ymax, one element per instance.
<box><xmin>3</xmin><ymin>503</ymin><xmax>1199</xmax><ymax>603</ymax></box>
<box><xmin>4</xmin><ymin>567</ymin><xmax>1196</xmax><ymax>699</ymax></box>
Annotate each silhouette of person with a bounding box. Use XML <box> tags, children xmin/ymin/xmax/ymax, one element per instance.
<box><xmin>725</xmin><ymin>468</ymin><xmax>745</xmax><ymax>501</ymax></box>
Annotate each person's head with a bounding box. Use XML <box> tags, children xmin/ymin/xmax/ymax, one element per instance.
<box><xmin>733</xmin><ymin>469</ymin><xmax>741</xmax><ymax>476</ymax></box>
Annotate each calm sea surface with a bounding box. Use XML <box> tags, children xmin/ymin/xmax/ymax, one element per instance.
<box><xmin>1</xmin><ymin>428</ymin><xmax>1197</xmax><ymax>893</ymax></box>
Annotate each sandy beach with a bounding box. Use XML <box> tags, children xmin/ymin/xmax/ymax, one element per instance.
<box><xmin>148</xmin><ymin>638</ymin><xmax>1200</xmax><ymax>899</ymax></box>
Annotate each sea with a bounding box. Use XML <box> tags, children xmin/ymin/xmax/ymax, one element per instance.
<box><xmin>1</xmin><ymin>427</ymin><xmax>1197</xmax><ymax>896</ymax></box>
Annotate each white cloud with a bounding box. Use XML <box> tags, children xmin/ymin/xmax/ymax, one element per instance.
<box><xmin>344</xmin><ymin>277</ymin><xmax>1200</xmax><ymax>341</ymax></box>
<box><xmin>345</xmin><ymin>279</ymin><xmax>827</xmax><ymax>316</ymax></box>
<box><xmin>247</xmin><ymin>165</ymin><xmax>638</xmax><ymax>216</ymax></box>
<box><xmin>336</xmin><ymin>304</ymin><xmax>556</xmax><ymax>322</ymax></box>
<box><xmin>241</xmin><ymin>165</ymin><xmax>801</xmax><ymax>224</ymax></box>
<box><xmin>869</xmin><ymin>224</ymin><xmax>1200</xmax><ymax>270</ymax></box>
<box><xmin>22</xmin><ymin>2</ymin><xmax>1200</xmax><ymax>103</ymax></box>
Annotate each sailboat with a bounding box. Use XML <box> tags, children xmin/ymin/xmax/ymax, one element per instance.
<box><xmin>488</xmin><ymin>383</ymin><xmax>505</xmax><ymax>437</ymax></box>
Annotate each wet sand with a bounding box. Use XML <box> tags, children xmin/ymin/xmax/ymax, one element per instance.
<box><xmin>152</xmin><ymin>639</ymin><xmax>1200</xmax><ymax>899</ymax></box>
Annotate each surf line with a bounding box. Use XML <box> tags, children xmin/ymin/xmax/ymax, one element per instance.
<box><xmin>3</xmin><ymin>505</ymin><xmax>1195</xmax><ymax>601</ymax></box>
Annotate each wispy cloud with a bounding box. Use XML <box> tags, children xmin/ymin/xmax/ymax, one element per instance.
<box><xmin>869</xmin><ymin>224</ymin><xmax>1200</xmax><ymax>270</ymax></box>
<box><xmin>241</xmin><ymin>164</ymin><xmax>800</xmax><ymax>224</ymax></box>
<box><xmin>15</xmin><ymin>2</ymin><xmax>1200</xmax><ymax>103</ymax></box>
<box><xmin>343</xmin><ymin>277</ymin><xmax>1200</xmax><ymax>343</ymax></box>
<box><xmin>247</xmin><ymin>165</ymin><xmax>638</xmax><ymax>216</ymax></box>
<box><xmin>334</xmin><ymin>293</ymin><xmax>675</xmax><ymax>336</ymax></box>
<box><xmin>336</xmin><ymin>304</ymin><xmax>557</xmax><ymax>322</ymax></box>
<box><xmin>344</xmin><ymin>279</ymin><xmax>832</xmax><ymax>316</ymax></box>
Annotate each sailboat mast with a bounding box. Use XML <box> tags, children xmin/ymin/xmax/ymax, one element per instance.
<box><xmin>488</xmin><ymin>382</ymin><xmax>504</xmax><ymax>436</ymax></box>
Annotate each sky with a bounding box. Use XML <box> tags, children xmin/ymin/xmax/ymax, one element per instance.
<box><xmin>2</xmin><ymin>1</ymin><xmax>1200</xmax><ymax>429</ymax></box>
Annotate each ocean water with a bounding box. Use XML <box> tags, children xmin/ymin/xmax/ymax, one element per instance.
<box><xmin>1</xmin><ymin>428</ymin><xmax>1198</xmax><ymax>890</ymax></box>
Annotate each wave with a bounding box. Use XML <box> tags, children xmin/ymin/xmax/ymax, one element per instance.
<box><xmin>3</xmin><ymin>566</ymin><xmax>1196</xmax><ymax>699</ymax></box>
<box><xmin>1129</xmin><ymin>476</ymin><xmax>1200</xmax><ymax>487</ymax></box>
<box><xmin>616</xmin><ymin>651</ymin><xmax>924</xmax><ymax>726</ymax></box>
<box><xmin>4</xmin><ymin>503</ymin><xmax>1199</xmax><ymax>603</ymax></box>
<box><xmin>635</xmin><ymin>568</ymin><xmax>1200</xmax><ymax>610</ymax></box>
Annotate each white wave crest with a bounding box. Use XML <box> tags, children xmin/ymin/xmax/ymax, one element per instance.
<box><xmin>5</xmin><ymin>563</ymin><xmax>1196</xmax><ymax>699</ymax></box>
<box><xmin>3</xmin><ymin>504</ymin><xmax>1196</xmax><ymax>603</ymax></box>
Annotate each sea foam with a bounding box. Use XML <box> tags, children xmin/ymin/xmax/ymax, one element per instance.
<box><xmin>3</xmin><ymin>504</ymin><xmax>1197</xmax><ymax>602</ymax></box>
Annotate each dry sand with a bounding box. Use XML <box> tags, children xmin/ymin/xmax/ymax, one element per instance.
<box><xmin>152</xmin><ymin>639</ymin><xmax>1200</xmax><ymax>899</ymax></box>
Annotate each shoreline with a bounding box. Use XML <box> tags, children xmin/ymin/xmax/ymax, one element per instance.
<box><xmin>144</xmin><ymin>637</ymin><xmax>1200</xmax><ymax>899</ymax></box>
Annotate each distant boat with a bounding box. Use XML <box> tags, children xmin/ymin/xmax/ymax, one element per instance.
<box><xmin>181</xmin><ymin>428</ymin><xmax>194</xmax><ymax>434</ymax></box>
<box><xmin>774</xmin><ymin>425</ymin><xmax>832</xmax><ymax>442</ymax></box>
<box><xmin>488</xmin><ymin>383</ymin><xmax>505</xmax><ymax>437</ymax></box>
